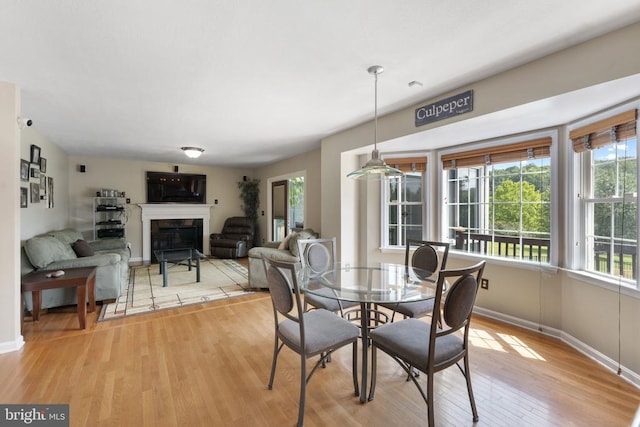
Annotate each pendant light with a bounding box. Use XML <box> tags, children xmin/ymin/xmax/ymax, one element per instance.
<box><xmin>347</xmin><ymin>65</ymin><xmax>403</xmax><ymax>179</ymax></box>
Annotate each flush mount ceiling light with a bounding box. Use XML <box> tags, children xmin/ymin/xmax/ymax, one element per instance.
<box><xmin>347</xmin><ymin>65</ymin><xmax>403</xmax><ymax>180</ymax></box>
<box><xmin>181</xmin><ymin>146</ymin><xmax>204</xmax><ymax>159</ymax></box>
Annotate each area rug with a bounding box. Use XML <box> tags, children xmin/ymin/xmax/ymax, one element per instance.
<box><xmin>98</xmin><ymin>258</ymin><xmax>252</xmax><ymax>321</ymax></box>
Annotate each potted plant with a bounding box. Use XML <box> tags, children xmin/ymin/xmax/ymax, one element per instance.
<box><xmin>238</xmin><ymin>178</ymin><xmax>260</xmax><ymax>244</ymax></box>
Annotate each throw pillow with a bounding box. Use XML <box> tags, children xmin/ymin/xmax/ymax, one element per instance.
<box><xmin>72</xmin><ymin>239</ymin><xmax>95</xmax><ymax>257</ymax></box>
<box><xmin>277</xmin><ymin>232</ymin><xmax>296</xmax><ymax>250</ymax></box>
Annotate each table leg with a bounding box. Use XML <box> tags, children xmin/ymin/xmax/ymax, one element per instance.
<box><xmin>31</xmin><ymin>290</ymin><xmax>41</xmax><ymax>322</ymax></box>
<box><xmin>162</xmin><ymin>260</ymin><xmax>168</xmax><ymax>287</ymax></box>
<box><xmin>77</xmin><ymin>283</ymin><xmax>87</xmax><ymax>329</ymax></box>
<box><xmin>87</xmin><ymin>271</ymin><xmax>96</xmax><ymax>313</ymax></box>
<box><xmin>196</xmin><ymin>255</ymin><xmax>201</xmax><ymax>283</ymax></box>
<box><xmin>360</xmin><ymin>302</ymin><xmax>370</xmax><ymax>403</ymax></box>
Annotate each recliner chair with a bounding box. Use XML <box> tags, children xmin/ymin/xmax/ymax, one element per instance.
<box><xmin>209</xmin><ymin>217</ymin><xmax>255</xmax><ymax>258</ymax></box>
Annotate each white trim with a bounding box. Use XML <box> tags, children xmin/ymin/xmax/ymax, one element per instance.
<box><xmin>474</xmin><ymin>306</ymin><xmax>640</xmax><ymax>390</ymax></box>
<box><xmin>0</xmin><ymin>337</ymin><xmax>25</xmax><ymax>354</ymax></box>
<box><xmin>139</xmin><ymin>204</ymin><xmax>213</xmax><ymax>262</ymax></box>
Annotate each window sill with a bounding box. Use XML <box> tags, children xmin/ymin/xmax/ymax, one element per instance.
<box><xmin>447</xmin><ymin>250</ymin><xmax>558</xmax><ymax>273</ymax></box>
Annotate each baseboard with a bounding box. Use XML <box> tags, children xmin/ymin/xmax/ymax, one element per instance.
<box><xmin>0</xmin><ymin>337</ymin><xmax>25</xmax><ymax>354</ymax></box>
<box><xmin>473</xmin><ymin>306</ymin><xmax>640</xmax><ymax>390</ymax></box>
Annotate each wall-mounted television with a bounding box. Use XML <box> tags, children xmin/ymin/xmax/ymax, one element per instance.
<box><xmin>146</xmin><ymin>171</ymin><xmax>207</xmax><ymax>204</ymax></box>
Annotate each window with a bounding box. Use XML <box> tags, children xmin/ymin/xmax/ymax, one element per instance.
<box><xmin>442</xmin><ymin>137</ymin><xmax>552</xmax><ymax>262</ymax></box>
<box><xmin>383</xmin><ymin>157</ymin><xmax>426</xmax><ymax>247</ymax></box>
<box><xmin>571</xmin><ymin>109</ymin><xmax>637</xmax><ymax>282</ymax></box>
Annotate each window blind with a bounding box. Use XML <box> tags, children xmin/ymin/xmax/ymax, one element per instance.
<box><xmin>386</xmin><ymin>157</ymin><xmax>427</xmax><ymax>173</ymax></box>
<box><xmin>441</xmin><ymin>137</ymin><xmax>552</xmax><ymax>170</ymax></box>
<box><xmin>570</xmin><ymin>109</ymin><xmax>637</xmax><ymax>153</ymax></box>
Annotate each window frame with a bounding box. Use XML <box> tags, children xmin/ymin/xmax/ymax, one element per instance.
<box><xmin>439</xmin><ymin>130</ymin><xmax>559</xmax><ymax>267</ymax></box>
<box><xmin>381</xmin><ymin>170</ymin><xmax>425</xmax><ymax>248</ymax></box>
<box><xmin>568</xmin><ymin>103</ymin><xmax>639</xmax><ymax>289</ymax></box>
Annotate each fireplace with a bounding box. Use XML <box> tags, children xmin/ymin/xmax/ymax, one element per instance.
<box><xmin>139</xmin><ymin>204</ymin><xmax>212</xmax><ymax>262</ymax></box>
<box><xmin>150</xmin><ymin>219</ymin><xmax>204</xmax><ymax>262</ymax></box>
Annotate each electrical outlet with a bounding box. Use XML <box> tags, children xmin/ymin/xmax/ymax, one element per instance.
<box><xmin>481</xmin><ymin>278</ymin><xmax>489</xmax><ymax>290</ymax></box>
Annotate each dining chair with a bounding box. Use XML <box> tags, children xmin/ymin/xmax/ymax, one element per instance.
<box><xmin>381</xmin><ymin>239</ymin><xmax>450</xmax><ymax>321</ymax></box>
<box><xmin>297</xmin><ymin>238</ymin><xmax>358</xmax><ymax>317</ymax></box>
<box><xmin>263</xmin><ymin>258</ymin><xmax>360</xmax><ymax>427</ymax></box>
<box><xmin>369</xmin><ymin>260</ymin><xmax>486</xmax><ymax>427</ymax></box>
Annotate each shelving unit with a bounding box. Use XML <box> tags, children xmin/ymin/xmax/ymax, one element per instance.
<box><xmin>93</xmin><ymin>197</ymin><xmax>127</xmax><ymax>240</ymax></box>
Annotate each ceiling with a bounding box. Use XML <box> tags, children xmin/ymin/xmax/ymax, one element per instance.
<box><xmin>2</xmin><ymin>1</ymin><xmax>640</xmax><ymax>168</ymax></box>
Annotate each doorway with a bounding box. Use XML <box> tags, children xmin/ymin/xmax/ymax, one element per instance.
<box><xmin>270</xmin><ymin>176</ymin><xmax>305</xmax><ymax>241</ymax></box>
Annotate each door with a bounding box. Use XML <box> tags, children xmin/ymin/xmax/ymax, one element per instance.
<box><xmin>272</xmin><ymin>180</ymin><xmax>288</xmax><ymax>241</ymax></box>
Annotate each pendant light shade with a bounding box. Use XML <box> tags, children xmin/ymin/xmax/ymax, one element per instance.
<box><xmin>347</xmin><ymin>65</ymin><xmax>403</xmax><ymax>179</ymax></box>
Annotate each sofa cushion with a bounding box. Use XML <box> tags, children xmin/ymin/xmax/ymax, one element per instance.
<box><xmin>289</xmin><ymin>229</ymin><xmax>319</xmax><ymax>258</ymax></box>
<box><xmin>24</xmin><ymin>236</ymin><xmax>78</xmax><ymax>268</ymax></box>
<box><xmin>47</xmin><ymin>228</ymin><xmax>84</xmax><ymax>245</ymax></box>
<box><xmin>248</xmin><ymin>247</ymin><xmax>299</xmax><ymax>263</ymax></box>
<box><xmin>72</xmin><ymin>239</ymin><xmax>95</xmax><ymax>257</ymax></box>
<box><xmin>277</xmin><ymin>232</ymin><xmax>296</xmax><ymax>250</ymax></box>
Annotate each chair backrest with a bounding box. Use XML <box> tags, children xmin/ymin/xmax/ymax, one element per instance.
<box><xmin>221</xmin><ymin>216</ymin><xmax>255</xmax><ymax>239</ymax></box>
<box><xmin>405</xmin><ymin>239</ymin><xmax>450</xmax><ymax>274</ymax></box>
<box><xmin>297</xmin><ymin>238</ymin><xmax>336</xmax><ymax>279</ymax></box>
<box><xmin>430</xmin><ymin>261</ymin><xmax>486</xmax><ymax>347</ymax></box>
<box><xmin>264</xmin><ymin>258</ymin><xmax>305</xmax><ymax>324</ymax></box>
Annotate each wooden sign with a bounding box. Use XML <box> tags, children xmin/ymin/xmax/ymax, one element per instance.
<box><xmin>415</xmin><ymin>90</ymin><xmax>473</xmax><ymax>127</ymax></box>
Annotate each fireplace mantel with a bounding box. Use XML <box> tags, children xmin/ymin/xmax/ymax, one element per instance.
<box><xmin>139</xmin><ymin>204</ymin><xmax>213</xmax><ymax>262</ymax></box>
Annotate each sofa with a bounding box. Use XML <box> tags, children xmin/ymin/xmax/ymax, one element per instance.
<box><xmin>21</xmin><ymin>228</ymin><xmax>130</xmax><ymax>312</ymax></box>
<box><xmin>210</xmin><ymin>216</ymin><xmax>255</xmax><ymax>258</ymax></box>
<box><xmin>247</xmin><ymin>228</ymin><xmax>318</xmax><ymax>289</ymax></box>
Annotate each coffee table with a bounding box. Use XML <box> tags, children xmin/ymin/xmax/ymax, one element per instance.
<box><xmin>21</xmin><ymin>266</ymin><xmax>97</xmax><ymax>329</ymax></box>
<box><xmin>154</xmin><ymin>248</ymin><xmax>204</xmax><ymax>287</ymax></box>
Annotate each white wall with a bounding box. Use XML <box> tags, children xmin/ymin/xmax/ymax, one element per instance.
<box><xmin>0</xmin><ymin>82</ymin><xmax>24</xmax><ymax>352</ymax></box>
<box><xmin>67</xmin><ymin>156</ymin><xmax>253</xmax><ymax>260</ymax></box>
<box><xmin>321</xmin><ymin>22</ymin><xmax>640</xmax><ymax>384</ymax></box>
<box><xmin>20</xmin><ymin>129</ymin><xmax>69</xmax><ymax>240</ymax></box>
<box><xmin>255</xmin><ymin>148</ymin><xmax>321</xmax><ymax>242</ymax></box>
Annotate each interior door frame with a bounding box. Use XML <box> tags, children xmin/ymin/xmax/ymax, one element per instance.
<box><xmin>271</xmin><ymin>179</ymin><xmax>288</xmax><ymax>241</ymax></box>
<box><xmin>266</xmin><ymin>170</ymin><xmax>307</xmax><ymax>243</ymax></box>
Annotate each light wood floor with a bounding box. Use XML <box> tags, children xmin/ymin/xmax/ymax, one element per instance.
<box><xmin>7</xmin><ymin>271</ymin><xmax>640</xmax><ymax>426</ymax></box>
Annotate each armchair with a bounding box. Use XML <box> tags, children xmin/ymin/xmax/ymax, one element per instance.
<box><xmin>209</xmin><ymin>217</ymin><xmax>255</xmax><ymax>258</ymax></box>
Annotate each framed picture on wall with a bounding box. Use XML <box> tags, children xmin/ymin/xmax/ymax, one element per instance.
<box><xmin>20</xmin><ymin>187</ymin><xmax>27</xmax><ymax>208</ymax></box>
<box><xmin>30</xmin><ymin>167</ymin><xmax>40</xmax><ymax>179</ymax></box>
<box><xmin>20</xmin><ymin>159</ymin><xmax>29</xmax><ymax>181</ymax></box>
<box><xmin>30</xmin><ymin>145</ymin><xmax>41</xmax><ymax>164</ymax></box>
<box><xmin>30</xmin><ymin>183</ymin><xmax>39</xmax><ymax>203</ymax></box>
<box><xmin>48</xmin><ymin>177</ymin><xmax>54</xmax><ymax>208</ymax></box>
<box><xmin>40</xmin><ymin>174</ymin><xmax>46</xmax><ymax>191</ymax></box>
<box><xmin>40</xmin><ymin>157</ymin><xmax>47</xmax><ymax>173</ymax></box>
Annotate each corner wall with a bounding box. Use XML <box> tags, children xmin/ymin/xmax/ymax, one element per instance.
<box><xmin>0</xmin><ymin>82</ymin><xmax>24</xmax><ymax>352</ymax></box>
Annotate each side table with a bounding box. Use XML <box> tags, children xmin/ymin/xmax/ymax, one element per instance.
<box><xmin>21</xmin><ymin>266</ymin><xmax>97</xmax><ymax>329</ymax></box>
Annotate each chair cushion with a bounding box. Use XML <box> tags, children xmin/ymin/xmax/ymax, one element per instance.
<box><xmin>370</xmin><ymin>318</ymin><xmax>463</xmax><ymax>372</ymax></box>
<box><xmin>278</xmin><ymin>309</ymin><xmax>359</xmax><ymax>356</ymax></box>
<box><xmin>72</xmin><ymin>239</ymin><xmax>95</xmax><ymax>257</ymax></box>
<box><xmin>304</xmin><ymin>288</ymin><xmax>359</xmax><ymax>312</ymax></box>
<box><xmin>381</xmin><ymin>299</ymin><xmax>435</xmax><ymax>319</ymax></box>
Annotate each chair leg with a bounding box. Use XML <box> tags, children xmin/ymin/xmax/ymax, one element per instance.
<box><xmin>268</xmin><ymin>339</ymin><xmax>282</xmax><ymax>389</ymax></box>
<box><xmin>368</xmin><ymin>344</ymin><xmax>377</xmax><ymax>401</ymax></box>
<box><xmin>427</xmin><ymin>371</ymin><xmax>435</xmax><ymax>427</ymax></box>
<box><xmin>298</xmin><ymin>354</ymin><xmax>307</xmax><ymax>427</ymax></box>
<box><xmin>352</xmin><ymin>341</ymin><xmax>359</xmax><ymax>397</ymax></box>
<box><xmin>464</xmin><ymin>354</ymin><xmax>479</xmax><ymax>422</ymax></box>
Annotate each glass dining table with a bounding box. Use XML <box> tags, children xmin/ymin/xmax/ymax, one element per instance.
<box><xmin>301</xmin><ymin>262</ymin><xmax>439</xmax><ymax>403</ymax></box>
